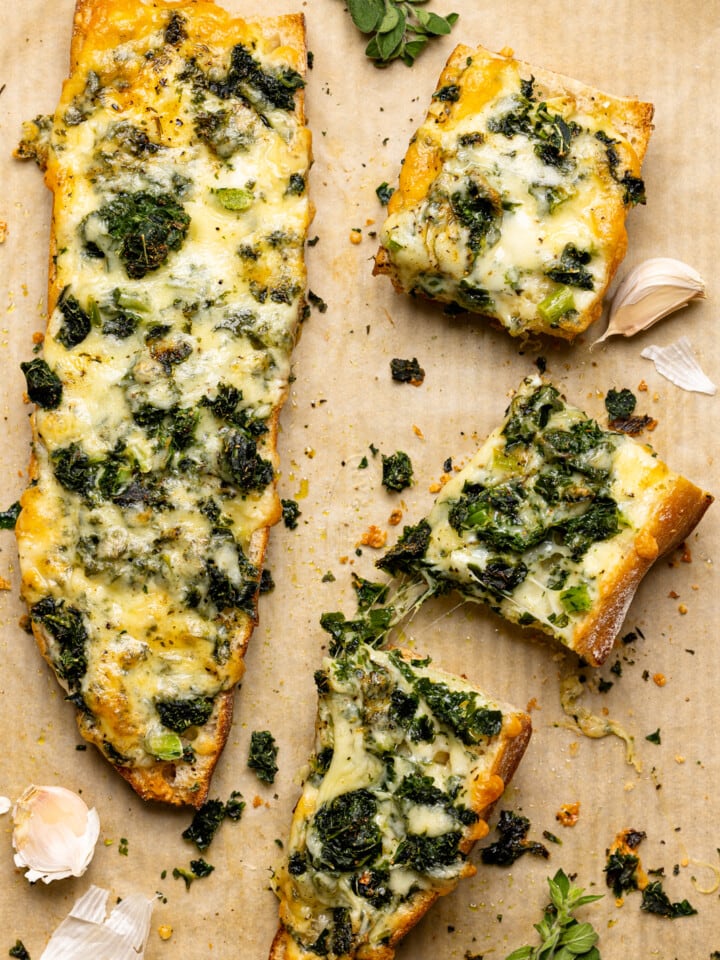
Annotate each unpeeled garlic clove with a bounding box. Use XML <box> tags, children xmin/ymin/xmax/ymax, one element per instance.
<box><xmin>594</xmin><ymin>257</ymin><xmax>705</xmax><ymax>345</ymax></box>
<box><xmin>12</xmin><ymin>784</ymin><xmax>100</xmax><ymax>884</ymax></box>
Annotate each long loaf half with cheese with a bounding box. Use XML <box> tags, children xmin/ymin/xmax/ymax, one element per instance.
<box><xmin>15</xmin><ymin>0</ymin><xmax>312</xmax><ymax>805</ymax></box>
<box><xmin>270</xmin><ymin>641</ymin><xmax>531</xmax><ymax>960</ymax></box>
<box><xmin>374</xmin><ymin>43</ymin><xmax>654</xmax><ymax>340</ymax></box>
<box><xmin>378</xmin><ymin>377</ymin><xmax>712</xmax><ymax>666</ymax></box>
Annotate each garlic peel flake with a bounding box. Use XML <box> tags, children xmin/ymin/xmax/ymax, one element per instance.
<box><xmin>39</xmin><ymin>885</ymin><xmax>154</xmax><ymax>960</ymax></box>
<box><xmin>594</xmin><ymin>257</ymin><xmax>705</xmax><ymax>344</ymax></box>
<box><xmin>641</xmin><ymin>337</ymin><xmax>717</xmax><ymax>395</ymax></box>
<box><xmin>12</xmin><ymin>784</ymin><xmax>100</xmax><ymax>884</ymax></box>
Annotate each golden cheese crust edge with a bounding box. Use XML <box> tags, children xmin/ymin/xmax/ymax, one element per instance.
<box><xmin>373</xmin><ymin>42</ymin><xmax>654</xmax><ymax>342</ymax></box>
<box><xmin>17</xmin><ymin>0</ymin><xmax>310</xmax><ymax>807</ymax></box>
<box><xmin>268</xmin><ymin>667</ymin><xmax>532</xmax><ymax>960</ymax></box>
<box><xmin>572</xmin><ymin>474</ymin><xmax>713</xmax><ymax>666</ymax></box>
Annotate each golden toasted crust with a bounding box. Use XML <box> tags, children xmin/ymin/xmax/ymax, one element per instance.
<box><xmin>572</xmin><ymin>477</ymin><xmax>713</xmax><ymax>666</ymax></box>
<box><xmin>17</xmin><ymin>0</ymin><xmax>309</xmax><ymax>806</ymax></box>
<box><xmin>269</xmin><ymin>648</ymin><xmax>532</xmax><ymax>960</ymax></box>
<box><xmin>374</xmin><ymin>42</ymin><xmax>654</xmax><ymax>341</ymax></box>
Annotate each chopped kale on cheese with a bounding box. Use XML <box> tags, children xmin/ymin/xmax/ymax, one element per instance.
<box><xmin>272</xmin><ymin>642</ymin><xmax>528</xmax><ymax>959</ymax></box>
<box><xmin>15</xmin><ymin>1</ymin><xmax>311</xmax><ymax>801</ymax></box>
<box><xmin>376</xmin><ymin>45</ymin><xmax>653</xmax><ymax>339</ymax></box>
<box><xmin>377</xmin><ymin>377</ymin><xmax>711</xmax><ymax>665</ymax></box>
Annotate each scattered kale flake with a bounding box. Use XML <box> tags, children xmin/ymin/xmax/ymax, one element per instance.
<box><xmin>56</xmin><ymin>287</ymin><xmax>92</xmax><ymax>349</ymax></box>
<box><xmin>182</xmin><ymin>798</ymin><xmax>227</xmax><ymax>851</ymax></box>
<box><xmin>480</xmin><ymin>810</ymin><xmax>549</xmax><ymax>866</ymax></box>
<box><xmin>189</xmin><ymin>857</ymin><xmax>214</xmax><ymax>878</ymax></box>
<box><xmin>605</xmin><ymin>387</ymin><xmax>636</xmax><ymax>419</ymax></box>
<box><xmin>375</xmin><ymin>181</ymin><xmax>395</xmax><ymax>206</ymax></box>
<box><xmin>0</xmin><ymin>501</ymin><xmax>21</xmax><ymax>530</ymax></box>
<box><xmin>248</xmin><ymin>729</ymin><xmax>279</xmax><ymax>783</ymax></box>
<box><xmin>8</xmin><ymin>942</ymin><xmax>30</xmax><ymax>960</ymax></box>
<box><xmin>281</xmin><ymin>498</ymin><xmax>301</xmax><ymax>529</ymax></box>
<box><xmin>390</xmin><ymin>356</ymin><xmax>425</xmax><ymax>385</ymax></box>
<box><xmin>307</xmin><ymin>290</ymin><xmax>328</xmax><ymax>313</ymax></box>
<box><xmin>641</xmin><ymin>880</ymin><xmax>697</xmax><ymax>918</ymax></box>
<box><xmin>381</xmin><ymin>450</ymin><xmax>413</xmax><ymax>492</ymax></box>
<box><xmin>645</xmin><ymin>728</ymin><xmax>661</xmax><ymax>744</ymax></box>
<box><xmin>20</xmin><ymin>358</ymin><xmax>63</xmax><ymax>409</ymax></box>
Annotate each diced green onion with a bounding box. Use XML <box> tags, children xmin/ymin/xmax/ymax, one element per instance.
<box><xmin>538</xmin><ymin>285</ymin><xmax>575</xmax><ymax>324</ymax></box>
<box><xmin>212</xmin><ymin>187</ymin><xmax>254</xmax><ymax>212</ymax></box>
<box><xmin>145</xmin><ymin>732</ymin><xmax>184</xmax><ymax>761</ymax></box>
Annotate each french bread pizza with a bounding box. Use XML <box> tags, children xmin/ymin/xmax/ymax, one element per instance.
<box><xmin>374</xmin><ymin>43</ymin><xmax>654</xmax><ymax>339</ymax></box>
<box><xmin>15</xmin><ymin>0</ymin><xmax>312</xmax><ymax>805</ymax></box>
<box><xmin>378</xmin><ymin>377</ymin><xmax>712</xmax><ymax>666</ymax></box>
<box><xmin>270</xmin><ymin>641</ymin><xmax>531</xmax><ymax>960</ymax></box>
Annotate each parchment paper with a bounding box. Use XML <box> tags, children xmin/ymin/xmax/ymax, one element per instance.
<box><xmin>0</xmin><ymin>2</ymin><xmax>718</xmax><ymax>957</ymax></box>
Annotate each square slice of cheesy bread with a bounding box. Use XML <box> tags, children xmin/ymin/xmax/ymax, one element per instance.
<box><xmin>270</xmin><ymin>641</ymin><xmax>531</xmax><ymax>960</ymax></box>
<box><xmin>375</xmin><ymin>43</ymin><xmax>654</xmax><ymax>340</ymax></box>
<box><xmin>378</xmin><ymin>377</ymin><xmax>712</xmax><ymax>666</ymax></box>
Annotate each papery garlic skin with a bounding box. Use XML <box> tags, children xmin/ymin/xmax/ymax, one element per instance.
<box><xmin>594</xmin><ymin>257</ymin><xmax>706</xmax><ymax>344</ymax></box>
<box><xmin>12</xmin><ymin>784</ymin><xmax>100</xmax><ymax>884</ymax></box>
<box><xmin>641</xmin><ymin>337</ymin><xmax>717</xmax><ymax>395</ymax></box>
<box><xmin>39</xmin><ymin>885</ymin><xmax>154</xmax><ymax>960</ymax></box>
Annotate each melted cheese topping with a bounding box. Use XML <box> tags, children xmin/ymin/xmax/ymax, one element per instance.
<box><xmin>380</xmin><ymin>45</ymin><xmax>650</xmax><ymax>338</ymax></box>
<box><xmin>16</xmin><ymin>0</ymin><xmax>311</xmax><ymax>783</ymax></box>
<box><xmin>274</xmin><ymin>644</ymin><xmax>525</xmax><ymax>958</ymax></box>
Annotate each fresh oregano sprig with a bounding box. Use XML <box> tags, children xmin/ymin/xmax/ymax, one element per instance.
<box><xmin>344</xmin><ymin>0</ymin><xmax>459</xmax><ymax>67</ymax></box>
<box><xmin>505</xmin><ymin>869</ymin><xmax>603</xmax><ymax>960</ymax></box>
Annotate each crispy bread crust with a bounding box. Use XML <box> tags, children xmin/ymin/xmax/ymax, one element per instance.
<box><xmin>269</xmin><ymin>649</ymin><xmax>532</xmax><ymax>960</ymax></box>
<box><xmin>373</xmin><ymin>43</ymin><xmax>654</xmax><ymax>341</ymax></box>
<box><xmin>16</xmin><ymin>0</ymin><xmax>309</xmax><ymax>807</ymax></box>
<box><xmin>572</xmin><ymin>476</ymin><xmax>713</xmax><ymax>666</ymax></box>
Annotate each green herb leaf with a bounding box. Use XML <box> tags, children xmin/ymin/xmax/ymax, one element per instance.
<box><xmin>344</xmin><ymin>0</ymin><xmax>458</xmax><ymax>66</ymax></box>
<box><xmin>347</xmin><ymin>0</ymin><xmax>385</xmax><ymax>33</ymax></box>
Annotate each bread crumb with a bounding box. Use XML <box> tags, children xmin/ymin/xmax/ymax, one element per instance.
<box><xmin>32</xmin><ymin>331</ymin><xmax>44</xmax><ymax>345</ymax></box>
<box><xmin>556</xmin><ymin>802</ymin><xmax>580</xmax><ymax>827</ymax></box>
<box><xmin>428</xmin><ymin>482</ymin><xmax>442</xmax><ymax>493</ymax></box>
<box><xmin>680</xmin><ymin>543</ymin><xmax>692</xmax><ymax>563</ymax></box>
<box><xmin>0</xmin><ymin>221</ymin><xmax>7</xmax><ymax>244</ymax></box>
<box><xmin>412</xmin><ymin>424</ymin><xmax>424</xmax><ymax>439</ymax></box>
<box><xmin>675</xmin><ymin>755</ymin><xmax>686</xmax><ymax>764</ymax></box>
<box><xmin>388</xmin><ymin>508</ymin><xmax>403</xmax><ymax>526</ymax></box>
<box><xmin>252</xmin><ymin>795</ymin><xmax>263</xmax><ymax>808</ymax></box>
<box><xmin>653</xmin><ymin>673</ymin><xmax>667</xmax><ymax>687</ymax></box>
<box><xmin>349</xmin><ymin>228</ymin><xmax>362</xmax><ymax>244</ymax></box>
<box><xmin>678</xmin><ymin>603</ymin><xmax>688</xmax><ymax>614</ymax></box>
<box><xmin>158</xmin><ymin>925</ymin><xmax>173</xmax><ymax>941</ymax></box>
<box><xmin>0</xmin><ymin>577</ymin><xmax>11</xmax><ymax>591</ymax></box>
<box><xmin>365</xmin><ymin>217</ymin><xmax>375</xmax><ymax>226</ymax></box>
<box><xmin>668</xmin><ymin>590</ymin><xmax>679</xmax><ymax>599</ymax></box>
<box><xmin>526</xmin><ymin>697</ymin><xmax>541</xmax><ymax>712</ymax></box>
<box><xmin>637</xmin><ymin>379</ymin><xmax>648</xmax><ymax>392</ymax></box>
<box><xmin>645</xmin><ymin>418</ymin><xmax>658</xmax><ymax>431</ymax></box>
<box><xmin>358</xmin><ymin>525</ymin><xmax>387</xmax><ymax>549</ymax></box>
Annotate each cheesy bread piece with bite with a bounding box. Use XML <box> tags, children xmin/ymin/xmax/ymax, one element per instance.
<box><xmin>15</xmin><ymin>0</ymin><xmax>311</xmax><ymax>805</ymax></box>
<box><xmin>378</xmin><ymin>378</ymin><xmax>712</xmax><ymax>666</ymax></box>
<box><xmin>374</xmin><ymin>43</ymin><xmax>653</xmax><ymax>339</ymax></box>
<box><xmin>270</xmin><ymin>642</ymin><xmax>531</xmax><ymax>960</ymax></box>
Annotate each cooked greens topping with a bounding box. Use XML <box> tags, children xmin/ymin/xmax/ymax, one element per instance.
<box><xmin>20</xmin><ymin>358</ymin><xmax>63</xmax><ymax>409</ymax></box>
<box><xmin>641</xmin><ymin>881</ymin><xmax>697</xmax><ymax>919</ymax></box>
<box><xmin>390</xmin><ymin>356</ymin><xmax>425</xmax><ymax>384</ymax></box>
<box><xmin>30</xmin><ymin>597</ymin><xmax>88</xmax><ymax>690</ymax></box>
<box><xmin>156</xmin><ymin>697</ymin><xmax>214</xmax><ymax>732</ymax></box>
<box><xmin>84</xmin><ymin>191</ymin><xmax>190</xmax><ymax>279</ymax></box>
<box><xmin>0</xmin><ymin>501</ymin><xmax>21</xmax><ymax>530</ymax></box>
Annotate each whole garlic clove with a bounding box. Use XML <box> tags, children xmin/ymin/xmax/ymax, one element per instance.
<box><xmin>12</xmin><ymin>784</ymin><xmax>100</xmax><ymax>884</ymax></box>
<box><xmin>594</xmin><ymin>257</ymin><xmax>706</xmax><ymax>345</ymax></box>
